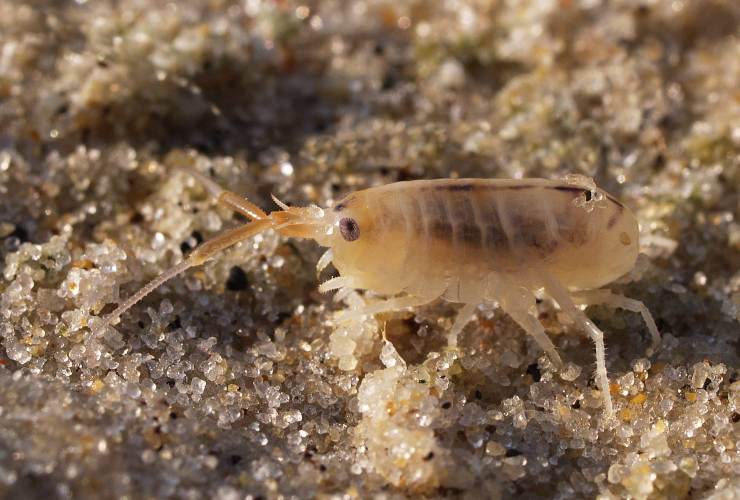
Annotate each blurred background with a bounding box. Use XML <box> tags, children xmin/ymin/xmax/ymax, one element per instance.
<box><xmin>0</xmin><ymin>1</ymin><xmax>738</xmax><ymax>498</ymax></box>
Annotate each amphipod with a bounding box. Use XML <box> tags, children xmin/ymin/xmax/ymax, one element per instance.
<box><xmin>98</xmin><ymin>172</ymin><xmax>659</xmax><ymax>420</ymax></box>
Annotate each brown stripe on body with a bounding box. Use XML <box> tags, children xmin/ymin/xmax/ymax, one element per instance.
<box><xmin>417</xmin><ymin>182</ymin><xmax>606</xmax><ymax>253</ymax></box>
<box><xmin>427</xmin><ymin>188</ymin><xmax>510</xmax><ymax>251</ymax></box>
<box><xmin>607</xmin><ymin>212</ymin><xmax>620</xmax><ymax>229</ymax></box>
<box><xmin>459</xmin><ymin>223</ymin><xmax>484</xmax><ymax>245</ymax></box>
<box><xmin>437</xmin><ymin>183</ymin><xmax>475</xmax><ymax>192</ymax></box>
<box><xmin>377</xmin><ymin>181</ymin><xmax>626</xmax><ymax>257</ymax></box>
<box><xmin>429</xmin><ymin>182</ymin><xmax>626</xmax><ymax>222</ymax></box>
<box><xmin>455</xmin><ymin>196</ymin><xmax>483</xmax><ymax>247</ymax></box>
<box><xmin>464</xmin><ymin>192</ymin><xmax>507</xmax><ymax>254</ymax></box>
<box><xmin>447</xmin><ymin>192</ymin><xmax>481</xmax><ymax>250</ymax></box>
<box><xmin>510</xmin><ymin>212</ymin><xmax>559</xmax><ymax>255</ymax></box>
<box><xmin>430</xmin><ymin>220</ymin><xmax>452</xmax><ymax>240</ymax></box>
<box><xmin>405</xmin><ymin>190</ymin><xmax>426</xmax><ymax>237</ymax></box>
<box><xmin>479</xmin><ymin>194</ymin><xmax>509</xmax><ymax>250</ymax></box>
<box><xmin>420</xmin><ymin>191</ymin><xmax>450</xmax><ymax>241</ymax></box>
<box><xmin>430</xmin><ymin>181</ymin><xmax>543</xmax><ymax>193</ymax></box>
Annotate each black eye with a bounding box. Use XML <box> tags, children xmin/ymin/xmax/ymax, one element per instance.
<box><xmin>339</xmin><ymin>218</ymin><xmax>360</xmax><ymax>242</ymax></box>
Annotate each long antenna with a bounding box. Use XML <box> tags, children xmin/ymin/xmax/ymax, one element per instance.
<box><xmin>96</xmin><ymin>218</ymin><xmax>275</xmax><ymax>332</ymax></box>
<box><xmin>100</xmin><ymin>259</ymin><xmax>194</xmax><ymax>329</ymax></box>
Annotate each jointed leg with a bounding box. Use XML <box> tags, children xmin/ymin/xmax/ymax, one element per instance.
<box><xmin>542</xmin><ymin>276</ymin><xmax>614</xmax><ymax>419</ymax></box>
<box><xmin>486</xmin><ymin>275</ymin><xmax>563</xmax><ymax>367</ymax></box>
<box><xmin>503</xmin><ymin>305</ymin><xmax>563</xmax><ymax>368</ymax></box>
<box><xmin>316</xmin><ymin>248</ymin><xmax>334</xmax><ymax>275</ymax></box>
<box><xmin>448</xmin><ymin>303</ymin><xmax>477</xmax><ymax>348</ymax></box>
<box><xmin>319</xmin><ymin>276</ymin><xmax>362</xmax><ymax>306</ymax></box>
<box><xmin>318</xmin><ymin>276</ymin><xmax>353</xmax><ymax>294</ymax></box>
<box><xmin>572</xmin><ymin>289</ymin><xmax>660</xmax><ymax>353</ymax></box>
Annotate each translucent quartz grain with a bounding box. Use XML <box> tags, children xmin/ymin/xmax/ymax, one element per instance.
<box><xmin>0</xmin><ymin>0</ymin><xmax>737</xmax><ymax>498</ymax></box>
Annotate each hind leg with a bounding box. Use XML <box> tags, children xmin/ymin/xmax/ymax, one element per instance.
<box><xmin>447</xmin><ymin>303</ymin><xmax>477</xmax><ymax>348</ymax></box>
<box><xmin>486</xmin><ymin>276</ymin><xmax>563</xmax><ymax>368</ymax></box>
<box><xmin>541</xmin><ymin>276</ymin><xmax>614</xmax><ymax>420</ymax></box>
<box><xmin>572</xmin><ymin>289</ymin><xmax>660</xmax><ymax>353</ymax></box>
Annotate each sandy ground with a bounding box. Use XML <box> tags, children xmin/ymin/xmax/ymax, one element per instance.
<box><xmin>0</xmin><ymin>1</ymin><xmax>738</xmax><ymax>498</ymax></box>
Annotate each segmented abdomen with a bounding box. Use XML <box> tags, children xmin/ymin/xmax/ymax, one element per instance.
<box><xmin>353</xmin><ymin>178</ymin><xmax>631</xmax><ymax>296</ymax></box>
<box><xmin>377</xmin><ymin>180</ymin><xmax>587</xmax><ymax>268</ymax></box>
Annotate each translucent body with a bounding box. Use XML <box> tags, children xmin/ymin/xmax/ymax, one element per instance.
<box><xmin>325</xmin><ymin>178</ymin><xmax>639</xmax><ymax>299</ymax></box>
<box><xmin>99</xmin><ymin>172</ymin><xmax>659</xmax><ymax>422</ymax></box>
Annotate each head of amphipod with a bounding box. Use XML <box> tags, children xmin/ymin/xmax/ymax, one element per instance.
<box><xmin>273</xmin><ymin>190</ymin><xmax>401</xmax><ymax>294</ymax></box>
<box><xmin>269</xmin><ymin>193</ymin><xmax>371</xmax><ymax>251</ymax></box>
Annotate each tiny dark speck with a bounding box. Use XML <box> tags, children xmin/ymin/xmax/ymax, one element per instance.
<box><xmin>333</xmin><ymin>203</ymin><xmax>345</xmax><ymax>212</ymax></box>
<box><xmin>607</xmin><ymin>213</ymin><xmax>620</xmax><ymax>229</ymax></box>
<box><xmin>181</xmin><ymin>231</ymin><xmax>204</xmax><ymax>253</ymax></box>
<box><xmin>423</xmin><ymin>451</ymin><xmax>435</xmax><ymax>461</ymax></box>
<box><xmin>229</xmin><ymin>455</ymin><xmax>242</xmax><ymax>465</ymax></box>
<box><xmin>3</xmin><ymin>225</ymin><xmax>27</xmax><ymax>252</ymax></box>
<box><xmin>441</xmin><ymin>401</ymin><xmax>452</xmax><ymax>409</ymax></box>
<box><xmin>381</xmin><ymin>72</ymin><xmax>396</xmax><ymax>90</ymax></box>
<box><xmin>166</xmin><ymin>316</ymin><xmax>182</xmax><ymax>332</ymax></box>
<box><xmin>9</xmin><ymin>225</ymin><xmax>28</xmax><ymax>243</ymax></box>
<box><xmin>226</xmin><ymin>266</ymin><xmax>249</xmax><ymax>291</ymax></box>
<box><xmin>505</xmin><ymin>448</ymin><xmax>522</xmax><ymax>457</ymax></box>
<box><xmin>526</xmin><ymin>363</ymin><xmax>541</xmax><ymax>382</ymax></box>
